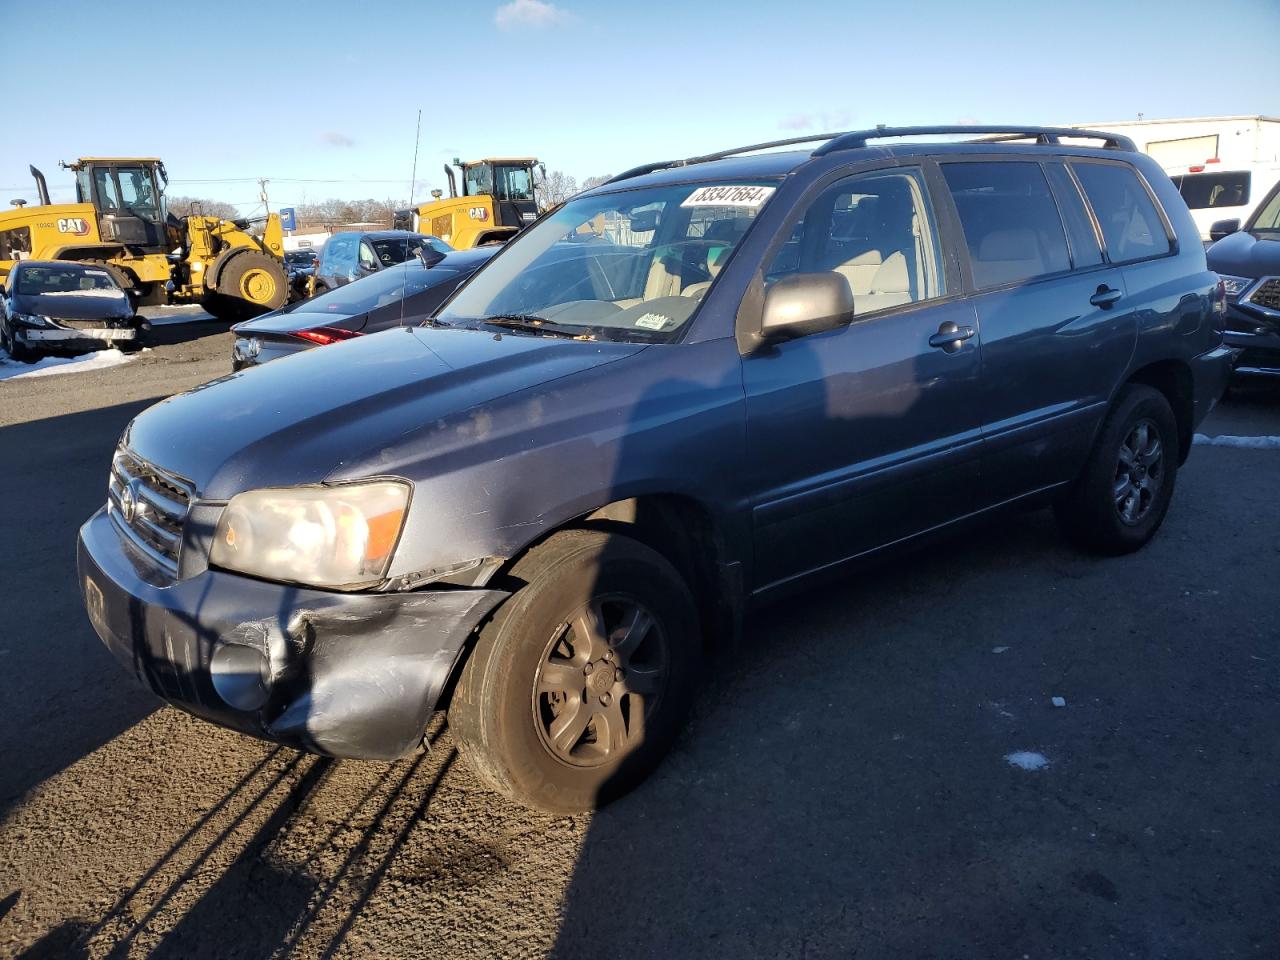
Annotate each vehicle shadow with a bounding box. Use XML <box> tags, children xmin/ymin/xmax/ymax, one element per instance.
<box><xmin>13</xmin><ymin>721</ymin><xmax>457</xmax><ymax>960</ymax></box>
<box><xmin>0</xmin><ymin>401</ymin><xmax>161</xmax><ymax>820</ymax></box>
<box><xmin>143</xmin><ymin>317</ymin><xmax>230</xmax><ymax>349</ymax></box>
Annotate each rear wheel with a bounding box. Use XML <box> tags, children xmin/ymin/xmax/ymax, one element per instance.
<box><xmin>450</xmin><ymin>530</ymin><xmax>702</xmax><ymax>814</ymax></box>
<box><xmin>1054</xmin><ymin>384</ymin><xmax>1179</xmax><ymax>554</ymax></box>
<box><xmin>207</xmin><ymin>251</ymin><xmax>288</xmax><ymax>321</ymax></box>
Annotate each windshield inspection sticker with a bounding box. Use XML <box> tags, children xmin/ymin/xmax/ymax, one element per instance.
<box><xmin>681</xmin><ymin>185</ymin><xmax>775</xmax><ymax>208</ymax></box>
<box><xmin>634</xmin><ymin>313</ymin><xmax>672</xmax><ymax>330</ymax></box>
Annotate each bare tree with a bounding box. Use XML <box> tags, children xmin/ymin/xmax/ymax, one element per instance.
<box><xmin>167</xmin><ymin>195</ymin><xmax>239</xmax><ymax>220</ymax></box>
<box><xmin>534</xmin><ymin>169</ymin><xmax>579</xmax><ymax>210</ymax></box>
<box><xmin>580</xmin><ymin>174</ymin><xmax>613</xmax><ymax>190</ymax></box>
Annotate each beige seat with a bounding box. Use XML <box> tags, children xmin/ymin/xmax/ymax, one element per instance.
<box><xmin>975</xmin><ymin>228</ymin><xmax>1044</xmax><ymax>287</ymax></box>
<box><xmin>833</xmin><ymin>249</ymin><xmax>884</xmax><ymax>296</ymax></box>
<box><xmin>681</xmin><ymin>246</ymin><xmax>731</xmax><ymax>299</ymax></box>
<box><xmin>855</xmin><ymin>251</ymin><xmax>913</xmax><ymax>314</ymax></box>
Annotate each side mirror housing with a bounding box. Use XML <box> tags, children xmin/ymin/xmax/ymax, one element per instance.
<box><xmin>756</xmin><ymin>272</ymin><xmax>854</xmax><ymax>346</ymax></box>
<box><xmin>1209</xmin><ymin>218</ymin><xmax>1241</xmax><ymax>243</ymax></box>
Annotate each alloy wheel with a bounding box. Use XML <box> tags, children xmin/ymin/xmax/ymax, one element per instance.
<box><xmin>1113</xmin><ymin>418</ymin><xmax>1164</xmax><ymax>525</ymax></box>
<box><xmin>533</xmin><ymin>595</ymin><xmax>668</xmax><ymax>768</ymax></box>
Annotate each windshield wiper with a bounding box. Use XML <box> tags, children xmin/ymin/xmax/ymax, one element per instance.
<box><xmin>477</xmin><ymin>314</ymin><xmax>596</xmax><ymax>340</ymax></box>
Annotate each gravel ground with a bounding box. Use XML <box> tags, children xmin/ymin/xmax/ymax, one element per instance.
<box><xmin>1</xmin><ymin>318</ymin><xmax>1277</xmax><ymax>959</ymax></box>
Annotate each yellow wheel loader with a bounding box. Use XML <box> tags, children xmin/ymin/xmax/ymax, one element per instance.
<box><xmin>0</xmin><ymin>159</ymin><xmax>289</xmax><ymax>320</ymax></box>
<box><xmin>393</xmin><ymin>157</ymin><xmax>544</xmax><ymax>249</ymax></box>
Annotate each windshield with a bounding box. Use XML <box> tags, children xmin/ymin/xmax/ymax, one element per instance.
<box><xmin>285</xmin><ymin>251</ymin><xmax>315</xmax><ymax>263</ymax></box>
<box><xmin>437</xmin><ymin>180</ymin><xmax>777</xmax><ymax>341</ymax></box>
<box><xmin>1250</xmin><ymin>182</ymin><xmax>1280</xmax><ymax>232</ymax></box>
<box><xmin>369</xmin><ymin>235</ymin><xmax>452</xmax><ymax>266</ymax></box>
<box><xmin>14</xmin><ymin>265</ymin><xmax>122</xmax><ymax>296</ymax></box>
<box><xmin>1172</xmin><ymin>170</ymin><xmax>1251</xmax><ymax>210</ymax></box>
<box><xmin>293</xmin><ymin>261</ymin><xmax>460</xmax><ymax>316</ymax></box>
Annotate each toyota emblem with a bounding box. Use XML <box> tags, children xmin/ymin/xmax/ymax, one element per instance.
<box><xmin>119</xmin><ymin>481</ymin><xmax>144</xmax><ymax>524</ymax></box>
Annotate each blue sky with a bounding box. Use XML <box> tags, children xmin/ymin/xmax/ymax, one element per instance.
<box><xmin>4</xmin><ymin>0</ymin><xmax>1277</xmax><ymax>214</ymax></box>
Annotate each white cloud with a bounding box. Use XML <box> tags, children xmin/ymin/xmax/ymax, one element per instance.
<box><xmin>494</xmin><ymin>0</ymin><xmax>572</xmax><ymax>30</ymax></box>
<box><xmin>320</xmin><ymin>131</ymin><xmax>355</xmax><ymax>148</ymax></box>
<box><xmin>778</xmin><ymin>111</ymin><xmax>854</xmax><ymax>134</ymax></box>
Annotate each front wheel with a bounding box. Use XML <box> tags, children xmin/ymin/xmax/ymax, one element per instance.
<box><xmin>450</xmin><ymin>530</ymin><xmax>702</xmax><ymax>814</ymax></box>
<box><xmin>1</xmin><ymin>318</ymin><xmax>35</xmax><ymax>363</ymax></box>
<box><xmin>207</xmin><ymin>250</ymin><xmax>288</xmax><ymax>321</ymax></box>
<box><xmin>1054</xmin><ymin>384</ymin><xmax>1179</xmax><ymax>554</ymax></box>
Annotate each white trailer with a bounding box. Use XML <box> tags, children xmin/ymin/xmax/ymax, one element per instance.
<box><xmin>1073</xmin><ymin>116</ymin><xmax>1280</xmax><ymax>240</ymax></box>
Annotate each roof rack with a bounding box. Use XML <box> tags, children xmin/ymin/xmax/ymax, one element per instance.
<box><xmin>604</xmin><ymin>125</ymin><xmax>1136</xmax><ymax>185</ymax></box>
<box><xmin>604</xmin><ymin>132</ymin><xmax>844</xmax><ymax>185</ymax></box>
<box><xmin>812</xmin><ymin>125</ymin><xmax>1137</xmax><ymax>154</ymax></box>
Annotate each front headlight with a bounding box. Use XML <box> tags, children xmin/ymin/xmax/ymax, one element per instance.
<box><xmin>211</xmin><ymin>480</ymin><xmax>410</xmax><ymax>590</ymax></box>
<box><xmin>11</xmin><ymin>312</ymin><xmax>52</xmax><ymax>327</ymax></box>
<box><xmin>1218</xmin><ymin>275</ymin><xmax>1253</xmax><ymax>300</ymax></box>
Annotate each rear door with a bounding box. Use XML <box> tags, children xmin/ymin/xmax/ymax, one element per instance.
<box><xmin>742</xmin><ymin>165</ymin><xmax>983</xmax><ymax>590</ymax></box>
<box><xmin>938</xmin><ymin>158</ymin><xmax>1136</xmax><ymax>506</ymax></box>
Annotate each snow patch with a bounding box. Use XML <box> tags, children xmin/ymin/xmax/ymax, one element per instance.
<box><xmin>1193</xmin><ymin>433</ymin><xmax>1280</xmax><ymax>450</ymax></box>
<box><xmin>1005</xmin><ymin>750</ymin><xmax>1050</xmax><ymax>771</ymax></box>
<box><xmin>36</xmin><ymin>289</ymin><xmax>128</xmax><ymax>300</ymax></box>
<box><xmin>0</xmin><ymin>348</ymin><xmax>138</xmax><ymax>382</ymax></box>
<box><xmin>146</xmin><ymin>306</ymin><xmax>214</xmax><ymax>326</ymax></box>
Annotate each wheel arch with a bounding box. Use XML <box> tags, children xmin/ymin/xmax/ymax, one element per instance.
<box><xmin>434</xmin><ymin>492</ymin><xmax>743</xmax><ymax>712</ymax></box>
<box><xmin>1124</xmin><ymin>359</ymin><xmax>1194</xmax><ymax>464</ymax></box>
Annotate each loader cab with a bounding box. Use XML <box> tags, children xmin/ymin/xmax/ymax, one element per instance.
<box><xmin>70</xmin><ymin>158</ymin><xmax>169</xmax><ymax>250</ymax></box>
<box><xmin>458</xmin><ymin>158</ymin><xmax>543</xmax><ymax>231</ymax></box>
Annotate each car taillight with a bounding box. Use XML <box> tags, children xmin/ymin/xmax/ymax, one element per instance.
<box><xmin>293</xmin><ymin>326</ymin><xmax>363</xmax><ymax>346</ymax></box>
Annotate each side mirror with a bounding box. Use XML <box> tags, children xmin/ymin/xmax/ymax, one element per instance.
<box><xmin>416</xmin><ymin>246</ymin><xmax>446</xmax><ymax>268</ymax></box>
<box><xmin>757</xmin><ymin>272</ymin><xmax>854</xmax><ymax>345</ymax></box>
<box><xmin>1209</xmin><ymin>218</ymin><xmax>1241</xmax><ymax>243</ymax></box>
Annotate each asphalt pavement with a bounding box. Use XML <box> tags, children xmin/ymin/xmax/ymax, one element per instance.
<box><xmin>0</xmin><ymin>317</ymin><xmax>1277</xmax><ymax>959</ymax></box>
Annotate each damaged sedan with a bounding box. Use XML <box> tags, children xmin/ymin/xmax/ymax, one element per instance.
<box><xmin>0</xmin><ymin>260</ymin><xmax>146</xmax><ymax>361</ymax></box>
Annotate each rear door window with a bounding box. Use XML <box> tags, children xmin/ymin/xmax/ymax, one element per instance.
<box><xmin>1070</xmin><ymin>162</ymin><xmax>1172</xmax><ymax>263</ymax></box>
<box><xmin>941</xmin><ymin>161</ymin><xmax>1072</xmax><ymax>289</ymax></box>
<box><xmin>1044</xmin><ymin>163</ymin><xmax>1103</xmax><ymax>269</ymax></box>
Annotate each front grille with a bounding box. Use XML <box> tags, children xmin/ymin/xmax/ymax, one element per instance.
<box><xmin>107</xmin><ymin>450</ymin><xmax>194</xmax><ymax>573</ymax></box>
<box><xmin>55</xmin><ymin>318</ymin><xmax>128</xmax><ymax>331</ymax></box>
<box><xmin>1246</xmin><ymin>278</ymin><xmax>1280</xmax><ymax>314</ymax></box>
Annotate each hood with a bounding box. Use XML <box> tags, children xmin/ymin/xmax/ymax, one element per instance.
<box><xmin>1207</xmin><ymin>230</ymin><xmax>1280</xmax><ymax>279</ymax></box>
<box><xmin>123</xmin><ymin>325</ymin><xmax>644</xmax><ymax>499</ymax></box>
<box><xmin>13</xmin><ymin>290</ymin><xmax>133</xmax><ymax>322</ymax></box>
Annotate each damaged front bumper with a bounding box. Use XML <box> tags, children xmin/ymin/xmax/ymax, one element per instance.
<box><xmin>77</xmin><ymin>506</ymin><xmax>507</xmax><ymax>760</ymax></box>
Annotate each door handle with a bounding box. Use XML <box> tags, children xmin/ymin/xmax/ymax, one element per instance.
<box><xmin>1089</xmin><ymin>285</ymin><xmax>1123</xmax><ymax>309</ymax></box>
<box><xmin>928</xmin><ymin>321</ymin><xmax>975</xmax><ymax>352</ymax></box>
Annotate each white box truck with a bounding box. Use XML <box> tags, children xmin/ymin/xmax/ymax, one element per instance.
<box><xmin>1073</xmin><ymin>116</ymin><xmax>1280</xmax><ymax>241</ymax></box>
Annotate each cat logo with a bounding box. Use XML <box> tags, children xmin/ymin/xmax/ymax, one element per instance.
<box><xmin>468</xmin><ymin>207</ymin><xmax>489</xmax><ymax>221</ymax></box>
<box><xmin>56</xmin><ymin>217</ymin><xmax>91</xmax><ymax>236</ymax></box>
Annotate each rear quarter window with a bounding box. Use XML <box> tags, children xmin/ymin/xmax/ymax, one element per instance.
<box><xmin>941</xmin><ymin>161</ymin><xmax>1072</xmax><ymax>289</ymax></box>
<box><xmin>1070</xmin><ymin>162</ymin><xmax>1171</xmax><ymax>263</ymax></box>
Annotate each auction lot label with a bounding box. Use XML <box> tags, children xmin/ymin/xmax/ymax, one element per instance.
<box><xmin>681</xmin><ymin>185</ymin><xmax>775</xmax><ymax>208</ymax></box>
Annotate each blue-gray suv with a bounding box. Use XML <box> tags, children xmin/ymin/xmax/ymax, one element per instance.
<box><xmin>77</xmin><ymin>126</ymin><xmax>1232</xmax><ymax>813</ymax></box>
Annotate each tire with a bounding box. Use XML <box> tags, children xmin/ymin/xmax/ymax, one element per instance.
<box><xmin>208</xmin><ymin>250</ymin><xmax>288</xmax><ymax>321</ymax></box>
<box><xmin>1</xmin><ymin>317</ymin><xmax>35</xmax><ymax>363</ymax></box>
<box><xmin>450</xmin><ymin>530</ymin><xmax>702</xmax><ymax>814</ymax></box>
<box><xmin>1054</xmin><ymin>384</ymin><xmax>1179</xmax><ymax>555</ymax></box>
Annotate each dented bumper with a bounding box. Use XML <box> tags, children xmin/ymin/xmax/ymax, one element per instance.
<box><xmin>77</xmin><ymin>507</ymin><xmax>507</xmax><ymax>760</ymax></box>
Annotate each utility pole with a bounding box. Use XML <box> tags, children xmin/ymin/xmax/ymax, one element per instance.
<box><xmin>409</xmin><ymin>108</ymin><xmax>422</xmax><ymax>207</ymax></box>
<box><xmin>258</xmin><ymin>178</ymin><xmax>270</xmax><ymax>217</ymax></box>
